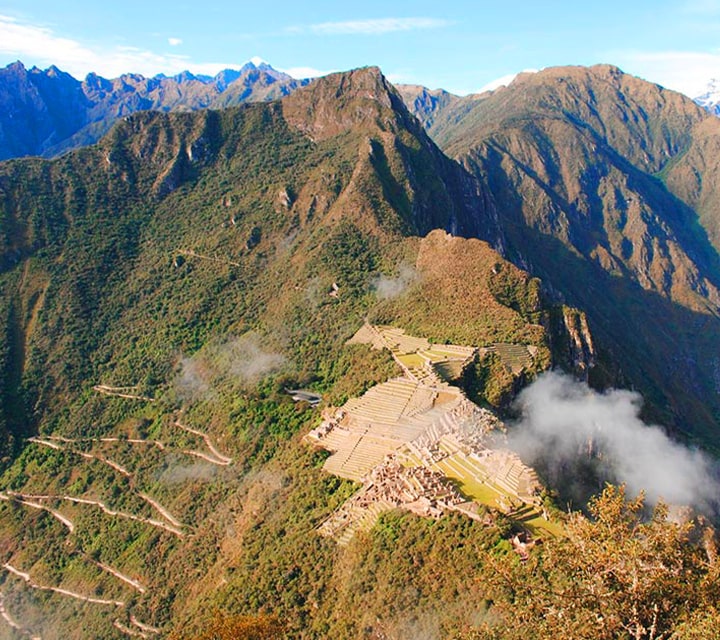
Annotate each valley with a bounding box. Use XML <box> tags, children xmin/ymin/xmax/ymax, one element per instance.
<box><xmin>0</xmin><ymin>62</ymin><xmax>720</xmax><ymax>638</ymax></box>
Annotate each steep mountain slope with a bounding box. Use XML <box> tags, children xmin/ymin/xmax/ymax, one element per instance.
<box><xmin>395</xmin><ymin>84</ymin><xmax>460</xmax><ymax>130</ymax></box>
<box><xmin>0</xmin><ymin>62</ymin><xmax>90</xmax><ymax>160</ymax></box>
<box><xmin>0</xmin><ymin>61</ymin><xmax>308</xmax><ymax>160</ymax></box>
<box><xmin>0</xmin><ymin>67</ymin><xmax>585</xmax><ymax>638</ymax></box>
<box><xmin>423</xmin><ymin>64</ymin><xmax>720</xmax><ymax>441</ymax></box>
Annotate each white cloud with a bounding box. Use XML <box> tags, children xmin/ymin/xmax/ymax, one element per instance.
<box><xmin>384</xmin><ymin>71</ymin><xmax>410</xmax><ymax>84</ymax></box>
<box><xmin>168</xmin><ymin>37</ymin><xmax>182</xmax><ymax>47</ymax></box>
<box><xmin>509</xmin><ymin>372</ymin><xmax>718</xmax><ymax>509</ymax></box>
<box><xmin>0</xmin><ymin>13</ymin><xmax>97</xmax><ymax>72</ymax></box>
<box><xmin>613</xmin><ymin>49</ymin><xmax>720</xmax><ymax>97</ymax></box>
<box><xmin>290</xmin><ymin>17</ymin><xmax>452</xmax><ymax>36</ymax></box>
<box><xmin>0</xmin><ymin>14</ymin><xmax>236</xmax><ymax>79</ymax></box>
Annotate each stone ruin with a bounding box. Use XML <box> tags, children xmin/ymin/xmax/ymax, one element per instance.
<box><xmin>309</xmin><ymin>324</ymin><xmax>545</xmax><ymax>545</ymax></box>
<box><xmin>317</xmin><ymin>454</ymin><xmax>467</xmax><ymax>545</ymax></box>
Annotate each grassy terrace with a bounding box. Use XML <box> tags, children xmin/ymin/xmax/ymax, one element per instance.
<box><xmin>432</xmin><ymin>453</ymin><xmax>563</xmax><ymax>537</ymax></box>
<box><xmin>395</xmin><ymin>353</ymin><xmax>425</xmax><ymax>369</ymax></box>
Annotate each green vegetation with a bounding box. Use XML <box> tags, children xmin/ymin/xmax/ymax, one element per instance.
<box><xmin>0</xmin><ymin>71</ymin><xmax>564</xmax><ymax>637</ymax></box>
<box><xmin>427</xmin><ymin>64</ymin><xmax>720</xmax><ymax>442</ymax></box>
<box><xmin>0</xmin><ymin>65</ymin><xmax>719</xmax><ymax>639</ymax></box>
<box><xmin>467</xmin><ymin>486</ymin><xmax>720</xmax><ymax>639</ymax></box>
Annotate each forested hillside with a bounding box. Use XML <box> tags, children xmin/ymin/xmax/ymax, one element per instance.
<box><xmin>0</xmin><ymin>66</ymin><xmax>719</xmax><ymax>639</ymax></box>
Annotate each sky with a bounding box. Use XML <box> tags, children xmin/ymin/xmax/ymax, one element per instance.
<box><xmin>1</xmin><ymin>1</ymin><xmax>720</xmax><ymax>97</ymax></box>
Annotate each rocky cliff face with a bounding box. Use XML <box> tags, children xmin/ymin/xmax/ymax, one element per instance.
<box><xmin>395</xmin><ymin>84</ymin><xmax>460</xmax><ymax>130</ymax></box>
<box><xmin>282</xmin><ymin>67</ymin><xmax>495</xmax><ymax>239</ymax></box>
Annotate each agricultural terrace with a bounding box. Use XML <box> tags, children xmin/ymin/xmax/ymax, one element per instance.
<box><xmin>307</xmin><ymin>324</ymin><xmax>556</xmax><ymax>544</ymax></box>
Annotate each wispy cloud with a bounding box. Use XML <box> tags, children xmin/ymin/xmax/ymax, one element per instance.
<box><xmin>0</xmin><ymin>13</ymin><xmax>96</xmax><ymax>71</ymax></box>
<box><xmin>289</xmin><ymin>17</ymin><xmax>452</xmax><ymax>36</ymax></box>
<box><xmin>508</xmin><ymin>371</ymin><xmax>719</xmax><ymax>510</ymax></box>
<box><xmin>0</xmin><ymin>14</ymin><xmax>236</xmax><ymax>79</ymax></box>
<box><xmin>173</xmin><ymin>333</ymin><xmax>288</xmax><ymax>404</ymax></box>
<box><xmin>613</xmin><ymin>49</ymin><xmax>720</xmax><ymax>96</ymax></box>
<box><xmin>168</xmin><ymin>37</ymin><xmax>182</xmax><ymax>47</ymax></box>
<box><xmin>371</xmin><ymin>264</ymin><xmax>419</xmax><ymax>300</ymax></box>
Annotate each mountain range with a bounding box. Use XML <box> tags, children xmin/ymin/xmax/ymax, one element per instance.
<box><xmin>1</xmin><ymin>60</ymin><xmax>720</xmax><ymax>638</ymax></box>
<box><xmin>3</xmin><ymin>59</ymin><xmax>720</xmax><ymax>164</ymax></box>
<box><xmin>695</xmin><ymin>78</ymin><xmax>720</xmax><ymax>116</ymax></box>
<box><xmin>0</xmin><ymin>60</ymin><xmax>309</xmax><ymax>160</ymax></box>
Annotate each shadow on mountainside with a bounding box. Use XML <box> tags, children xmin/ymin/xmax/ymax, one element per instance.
<box><xmin>502</xmin><ymin>226</ymin><xmax>720</xmax><ymax>449</ymax></box>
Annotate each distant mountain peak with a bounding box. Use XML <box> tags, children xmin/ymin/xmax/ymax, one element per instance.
<box><xmin>694</xmin><ymin>78</ymin><xmax>720</xmax><ymax>116</ymax></box>
<box><xmin>0</xmin><ymin>59</ymin><xmax>308</xmax><ymax>160</ymax></box>
<box><xmin>239</xmin><ymin>58</ymin><xmax>284</xmax><ymax>75</ymax></box>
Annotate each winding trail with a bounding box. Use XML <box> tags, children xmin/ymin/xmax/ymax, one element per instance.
<box><xmin>113</xmin><ymin>620</ymin><xmax>148</xmax><ymax>639</ymax></box>
<box><xmin>27</xmin><ymin>438</ymin><xmax>131</xmax><ymax>477</ymax></box>
<box><xmin>93</xmin><ymin>385</ymin><xmax>155</xmax><ymax>403</ymax></box>
<box><xmin>2</xmin><ymin>563</ymin><xmax>125</xmax><ymax>607</ymax></box>
<box><xmin>0</xmin><ymin>592</ymin><xmax>42</xmax><ymax>639</ymax></box>
<box><xmin>45</xmin><ymin>436</ymin><xmax>166</xmax><ymax>450</ymax></box>
<box><xmin>138</xmin><ymin>493</ymin><xmax>183</xmax><ymax>529</ymax></box>
<box><xmin>75</xmin><ymin>450</ymin><xmax>131</xmax><ymax>477</ymax></box>
<box><xmin>27</xmin><ymin>437</ymin><xmax>62</xmax><ymax>450</ymax></box>
<box><xmin>173</xmin><ymin>419</ymin><xmax>232</xmax><ymax>466</ymax></box>
<box><xmin>129</xmin><ymin>616</ymin><xmax>161</xmax><ymax>635</ymax></box>
<box><xmin>0</xmin><ymin>492</ymin><xmax>74</xmax><ymax>532</ymax></box>
<box><xmin>182</xmin><ymin>449</ymin><xmax>227</xmax><ymax>465</ymax></box>
<box><xmin>90</xmin><ymin>560</ymin><xmax>146</xmax><ymax>594</ymax></box>
<box><xmin>42</xmin><ymin>435</ymin><xmax>227</xmax><ymax>467</ymax></box>
<box><xmin>5</xmin><ymin>493</ymin><xmax>184</xmax><ymax>538</ymax></box>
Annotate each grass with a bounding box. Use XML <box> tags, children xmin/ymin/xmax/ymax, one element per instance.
<box><xmin>395</xmin><ymin>353</ymin><xmax>425</xmax><ymax>368</ymax></box>
<box><xmin>435</xmin><ymin>455</ymin><xmax>564</xmax><ymax>537</ymax></box>
<box><xmin>523</xmin><ymin>514</ymin><xmax>564</xmax><ymax>537</ymax></box>
<box><xmin>435</xmin><ymin>457</ymin><xmax>506</xmax><ymax>508</ymax></box>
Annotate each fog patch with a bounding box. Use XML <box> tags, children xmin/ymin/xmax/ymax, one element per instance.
<box><xmin>304</xmin><ymin>276</ymin><xmax>324</xmax><ymax>308</ymax></box>
<box><xmin>241</xmin><ymin>466</ymin><xmax>287</xmax><ymax>493</ymax></box>
<box><xmin>212</xmin><ymin>333</ymin><xmax>287</xmax><ymax>386</ymax></box>
<box><xmin>174</xmin><ymin>332</ymin><xmax>287</xmax><ymax>401</ymax></box>
<box><xmin>158</xmin><ymin>460</ymin><xmax>217</xmax><ymax>485</ymax></box>
<box><xmin>276</xmin><ymin>229</ymin><xmax>299</xmax><ymax>255</ymax></box>
<box><xmin>388</xmin><ymin>610</ymin><xmax>441</xmax><ymax>640</ymax></box>
<box><xmin>372</xmin><ymin>264</ymin><xmax>419</xmax><ymax>300</ymax></box>
<box><xmin>508</xmin><ymin>371</ymin><xmax>718</xmax><ymax>510</ymax></box>
<box><xmin>175</xmin><ymin>355</ymin><xmax>214</xmax><ymax>402</ymax></box>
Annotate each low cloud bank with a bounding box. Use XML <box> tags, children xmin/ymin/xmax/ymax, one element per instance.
<box><xmin>158</xmin><ymin>461</ymin><xmax>217</xmax><ymax>485</ymax></box>
<box><xmin>508</xmin><ymin>371</ymin><xmax>718</xmax><ymax>510</ymax></box>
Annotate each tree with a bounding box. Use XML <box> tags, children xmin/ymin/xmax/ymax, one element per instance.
<box><xmin>470</xmin><ymin>485</ymin><xmax>720</xmax><ymax>640</ymax></box>
<box><xmin>174</xmin><ymin>613</ymin><xmax>284</xmax><ymax>640</ymax></box>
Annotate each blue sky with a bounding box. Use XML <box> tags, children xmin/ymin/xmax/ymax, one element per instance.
<box><xmin>0</xmin><ymin>0</ymin><xmax>719</xmax><ymax>96</ymax></box>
